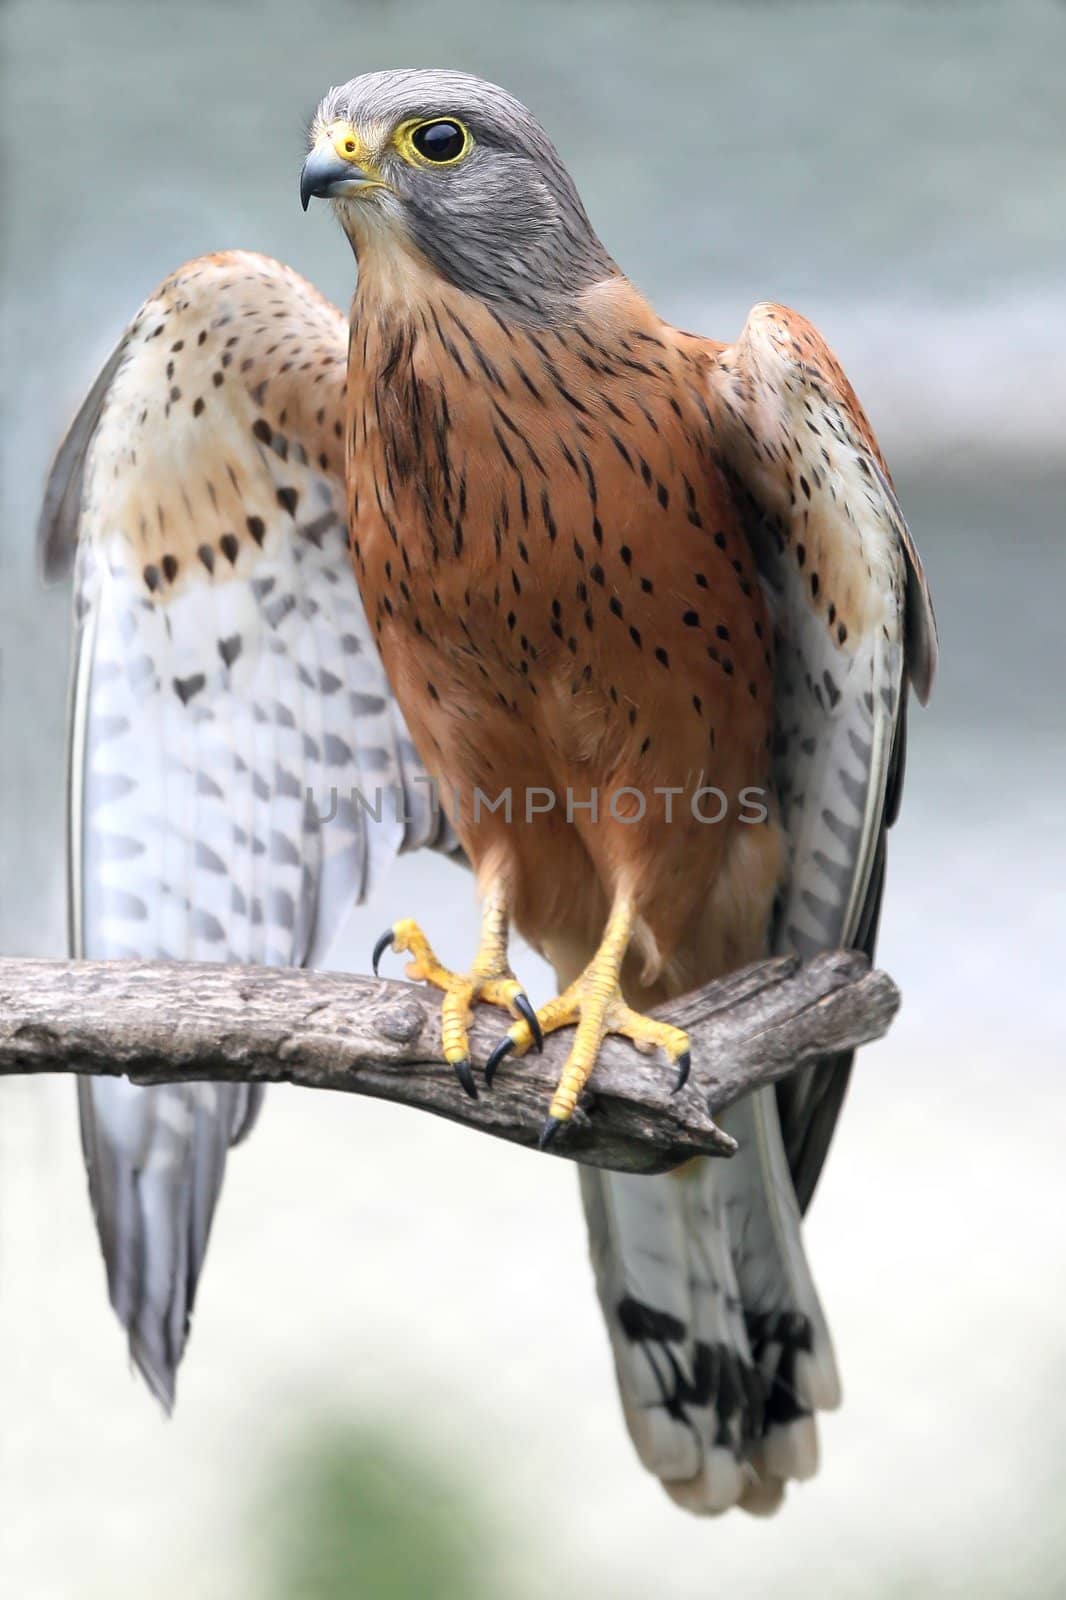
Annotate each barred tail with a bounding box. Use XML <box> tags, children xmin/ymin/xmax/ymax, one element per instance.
<box><xmin>579</xmin><ymin>1084</ymin><xmax>839</xmax><ymax>1515</ymax></box>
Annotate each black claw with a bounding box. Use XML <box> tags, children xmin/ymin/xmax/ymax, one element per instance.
<box><xmin>538</xmin><ymin>1116</ymin><xmax>563</xmax><ymax>1150</ymax></box>
<box><xmin>484</xmin><ymin>1036</ymin><xmax>515</xmax><ymax>1088</ymax></box>
<box><xmin>672</xmin><ymin>1050</ymin><xmax>691</xmax><ymax>1094</ymax></box>
<box><xmin>371</xmin><ymin>927</ymin><xmax>395</xmax><ymax>977</ymax></box>
<box><xmin>513</xmin><ymin>993</ymin><xmax>543</xmax><ymax>1052</ymax></box>
<box><xmin>453</xmin><ymin>1058</ymin><xmax>479</xmax><ymax>1101</ymax></box>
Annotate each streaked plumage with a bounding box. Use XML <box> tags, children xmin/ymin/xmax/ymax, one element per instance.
<box><xmin>40</xmin><ymin>69</ymin><xmax>935</xmax><ymax>1504</ymax></box>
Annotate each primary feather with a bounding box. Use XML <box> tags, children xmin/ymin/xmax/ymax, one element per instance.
<box><xmin>42</xmin><ymin>252</ymin><xmax>457</xmax><ymax>1403</ymax></box>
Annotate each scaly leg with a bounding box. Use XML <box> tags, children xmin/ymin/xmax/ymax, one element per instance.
<box><xmin>484</xmin><ymin>892</ymin><xmax>691</xmax><ymax>1147</ymax></box>
<box><xmin>372</xmin><ymin>878</ymin><xmax>541</xmax><ymax>1101</ymax></box>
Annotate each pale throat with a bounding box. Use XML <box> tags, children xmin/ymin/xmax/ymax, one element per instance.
<box><xmin>345</xmin><ymin>213</ymin><xmax>445</xmax><ymax>326</ymax></box>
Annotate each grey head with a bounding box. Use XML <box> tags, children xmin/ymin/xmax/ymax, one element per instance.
<box><xmin>301</xmin><ymin>69</ymin><xmax>618</xmax><ymax>324</ymax></box>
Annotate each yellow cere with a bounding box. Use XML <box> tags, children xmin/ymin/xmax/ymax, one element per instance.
<box><xmin>325</xmin><ymin>121</ymin><xmax>371</xmax><ymax>165</ymax></box>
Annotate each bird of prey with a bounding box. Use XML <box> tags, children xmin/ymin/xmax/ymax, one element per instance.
<box><xmin>39</xmin><ymin>68</ymin><xmax>936</xmax><ymax>1514</ymax></box>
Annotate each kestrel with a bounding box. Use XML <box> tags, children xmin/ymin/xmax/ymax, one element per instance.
<box><xmin>40</xmin><ymin>69</ymin><xmax>936</xmax><ymax>1515</ymax></box>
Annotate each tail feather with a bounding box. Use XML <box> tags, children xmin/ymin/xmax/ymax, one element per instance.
<box><xmin>580</xmin><ymin>1166</ymin><xmax>750</xmax><ymax>1511</ymax></box>
<box><xmin>77</xmin><ymin>1076</ymin><xmax>261</xmax><ymax>1409</ymax></box>
<box><xmin>717</xmin><ymin>1087</ymin><xmax>840</xmax><ymax>1416</ymax></box>
<box><xmin>579</xmin><ymin>1086</ymin><xmax>839</xmax><ymax>1516</ymax></box>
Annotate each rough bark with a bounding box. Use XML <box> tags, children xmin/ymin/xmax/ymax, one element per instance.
<box><xmin>0</xmin><ymin>951</ymin><xmax>899</xmax><ymax>1174</ymax></box>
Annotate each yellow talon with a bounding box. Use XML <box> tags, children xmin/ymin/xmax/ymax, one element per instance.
<box><xmin>380</xmin><ymin>888</ymin><xmax>691</xmax><ymax>1129</ymax></box>
<box><xmin>391</xmin><ymin>918</ymin><xmax>454</xmax><ymax>989</ymax></box>
<box><xmin>543</xmin><ymin>989</ymin><xmax>690</xmax><ymax>1124</ymax></box>
<box><xmin>372</xmin><ymin>882</ymin><xmax>535</xmax><ymax>1100</ymax></box>
<box><xmin>488</xmin><ymin>891</ymin><xmax>692</xmax><ymax>1138</ymax></box>
<box><xmin>478</xmin><ymin>975</ymin><xmax>525</xmax><ymax>1011</ymax></box>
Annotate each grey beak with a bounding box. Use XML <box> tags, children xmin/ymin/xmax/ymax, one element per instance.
<box><xmin>299</xmin><ymin>146</ymin><xmax>370</xmax><ymax>211</ymax></box>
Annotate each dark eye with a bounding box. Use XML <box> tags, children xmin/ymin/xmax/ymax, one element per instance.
<box><xmin>411</xmin><ymin>120</ymin><xmax>467</xmax><ymax>163</ymax></box>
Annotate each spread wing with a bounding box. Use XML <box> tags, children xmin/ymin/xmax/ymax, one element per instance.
<box><xmin>39</xmin><ymin>251</ymin><xmax>458</xmax><ymax>1404</ymax></box>
<box><xmin>709</xmin><ymin>302</ymin><xmax>938</xmax><ymax>1207</ymax></box>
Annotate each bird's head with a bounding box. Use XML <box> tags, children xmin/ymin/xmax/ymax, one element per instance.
<box><xmin>301</xmin><ymin>69</ymin><xmax>617</xmax><ymax>323</ymax></box>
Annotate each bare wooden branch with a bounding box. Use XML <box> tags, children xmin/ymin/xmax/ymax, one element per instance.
<box><xmin>0</xmin><ymin>952</ymin><xmax>898</xmax><ymax>1175</ymax></box>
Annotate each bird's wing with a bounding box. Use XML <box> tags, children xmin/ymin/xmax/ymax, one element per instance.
<box><xmin>40</xmin><ymin>251</ymin><xmax>458</xmax><ymax>1405</ymax></box>
<box><xmin>707</xmin><ymin>301</ymin><xmax>937</xmax><ymax>1208</ymax></box>
<box><xmin>578</xmin><ymin>304</ymin><xmax>936</xmax><ymax>1513</ymax></box>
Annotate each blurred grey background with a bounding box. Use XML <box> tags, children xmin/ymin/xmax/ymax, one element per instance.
<box><xmin>1</xmin><ymin>1</ymin><xmax>1063</xmax><ymax>1596</ymax></box>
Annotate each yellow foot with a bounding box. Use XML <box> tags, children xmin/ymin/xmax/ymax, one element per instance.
<box><xmin>485</xmin><ymin>970</ymin><xmax>691</xmax><ymax>1149</ymax></box>
<box><xmin>373</xmin><ymin>918</ymin><xmax>542</xmax><ymax>1101</ymax></box>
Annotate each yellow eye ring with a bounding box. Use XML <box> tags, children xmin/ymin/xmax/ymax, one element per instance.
<box><xmin>396</xmin><ymin>117</ymin><xmax>472</xmax><ymax>168</ymax></box>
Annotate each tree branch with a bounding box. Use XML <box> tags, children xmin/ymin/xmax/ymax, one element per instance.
<box><xmin>0</xmin><ymin>952</ymin><xmax>898</xmax><ymax>1174</ymax></box>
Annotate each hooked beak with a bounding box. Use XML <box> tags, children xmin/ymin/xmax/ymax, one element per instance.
<box><xmin>300</xmin><ymin>143</ymin><xmax>377</xmax><ymax>210</ymax></box>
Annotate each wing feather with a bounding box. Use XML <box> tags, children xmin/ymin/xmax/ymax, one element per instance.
<box><xmin>579</xmin><ymin>304</ymin><xmax>936</xmax><ymax>1513</ymax></box>
<box><xmin>40</xmin><ymin>252</ymin><xmax>457</xmax><ymax>1403</ymax></box>
<box><xmin>708</xmin><ymin>301</ymin><xmax>938</xmax><ymax>1205</ymax></box>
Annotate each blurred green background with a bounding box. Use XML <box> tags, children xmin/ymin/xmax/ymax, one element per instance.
<box><xmin>1</xmin><ymin>1</ymin><xmax>1064</xmax><ymax>1596</ymax></box>
<box><xmin>253</xmin><ymin>1422</ymin><xmax>500</xmax><ymax>1600</ymax></box>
